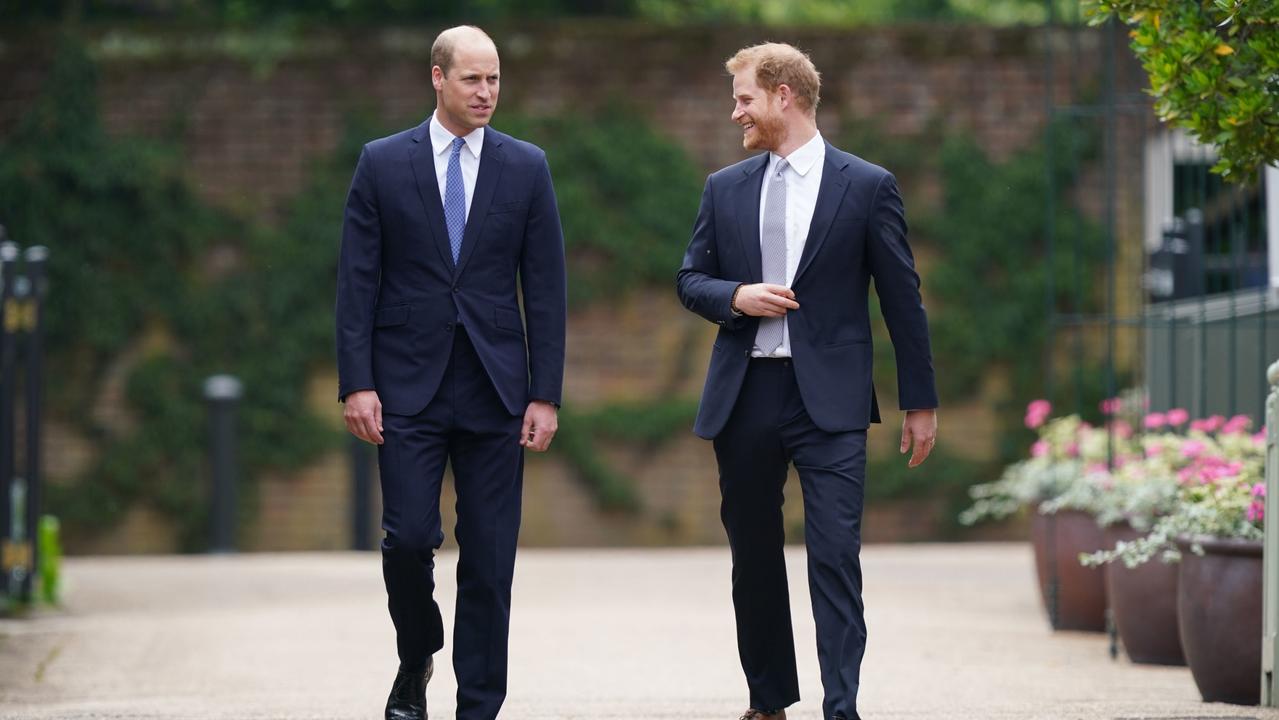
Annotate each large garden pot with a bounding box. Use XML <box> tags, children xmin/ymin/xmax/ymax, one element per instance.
<box><xmin>1030</xmin><ymin>510</ymin><xmax>1107</xmax><ymax>631</ymax></box>
<box><xmin>1176</xmin><ymin>537</ymin><xmax>1262</xmax><ymax>705</ymax></box>
<box><xmin>1103</xmin><ymin>523</ymin><xmax>1185</xmax><ymax>665</ymax></box>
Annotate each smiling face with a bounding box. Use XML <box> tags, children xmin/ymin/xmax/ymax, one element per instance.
<box><xmin>731</xmin><ymin>66</ymin><xmax>785</xmax><ymax>153</ymax></box>
<box><xmin>432</xmin><ymin>35</ymin><xmax>500</xmax><ymax>136</ymax></box>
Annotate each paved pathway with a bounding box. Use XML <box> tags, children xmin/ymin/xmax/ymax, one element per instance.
<box><xmin>0</xmin><ymin>544</ymin><xmax>1275</xmax><ymax>719</ymax></box>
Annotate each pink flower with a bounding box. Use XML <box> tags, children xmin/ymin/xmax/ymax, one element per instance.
<box><xmin>1144</xmin><ymin>413</ymin><xmax>1167</xmax><ymax>429</ymax></box>
<box><xmin>1099</xmin><ymin>397</ymin><xmax>1122</xmax><ymax>416</ymax></box>
<box><xmin>1024</xmin><ymin>399</ymin><xmax>1052</xmax><ymax>429</ymax></box>
<box><xmin>1254</xmin><ymin>429</ymin><xmax>1268</xmax><ymax>445</ymax></box>
<box><xmin>1085</xmin><ymin>462</ymin><xmax>1108</xmax><ymax>475</ymax></box>
<box><xmin>1166</xmin><ymin>408</ymin><xmax>1189</xmax><ymax>426</ymax></box>
<box><xmin>1222</xmin><ymin>415</ymin><xmax>1252</xmax><ymax>435</ymax></box>
<box><xmin>1180</xmin><ymin>440</ymin><xmax>1206</xmax><ymax>459</ymax></box>
<box><xmin>1248</xmin><ymin>501</ymin><xmax>1265</xmax><ymax>523</ymax></box>
<box><xmin>1253</xmin><ymin>483</ymin><xmax>1267</xmax><ymax>498</ymax></box>
<box><xmin>1145</xmin><ymin>443</ymin><xmax>1164</xmax><ymax>458</ymax></box>
<box><xmin>1031</xmin><ymin>440</ymin><xmax>1050</xmax><ymax>458</ymax></box>
<box><xmin>1110</xmin><ymin>420</ymin><xmax>1133</xmax><ymax>439</ymax></box>
<box><xmin>1064</xmin><ymin>442</ymin><xmax>1079</xmax><ymax>458</ymax></box>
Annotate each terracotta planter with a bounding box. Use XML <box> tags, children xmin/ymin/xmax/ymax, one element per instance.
<box><xmin>1030</xmin><ymin>510</ymin><xmax>1107</xmax><ymax>631</ymax></box>
<box><xmin>1176</xmin><ymin>537</ymin><xmax>1262</xmax><ymax>705</ymax></box>
<box><xmin>1102</xmin><ymin>523</ymin><xmax>1185</xmax><ymax>665</ymax></box>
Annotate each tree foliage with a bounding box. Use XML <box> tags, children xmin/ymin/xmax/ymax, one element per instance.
<box><xmin>1</xmin><ymin>0</ymin><xmax>1068</xmax><ymax>25</ymax></box>
<box><xmin>1087</xmin><ymin>0</ymin><xmax>1279</xmax><ymax>180</ymax></box>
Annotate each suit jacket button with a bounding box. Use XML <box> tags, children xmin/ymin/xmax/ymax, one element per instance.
<box><xmin>452</xmin><ymin>287</ymin><xmax>459</xmax><ymax>293</ymax></box>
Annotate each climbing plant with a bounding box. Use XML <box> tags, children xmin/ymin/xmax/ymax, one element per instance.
<box><xmin>500</xmin><ymin>107</ymin><xmax>704</xmax><ymax>306</ymax></box>
<box><xmin>0</xmin><ymin>37</ymin><xmax>345</xmax><ymax>548</ymax></box>
<box><xmin>0</xmin><ymin>37</ymin><xmax>711</xmax><ymax>540</ymax></box>
<box><xmin>4</xmin><ymin>35</ymin><xmax>1115</xmax><ymax>542</ymax></box>
<box><xmin>841</xmin><ymin>118</ymin><xmax>1110</xmax><ymax>519</ymax></box>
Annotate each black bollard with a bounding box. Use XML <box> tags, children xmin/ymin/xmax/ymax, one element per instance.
<box><xmin>350</xmin><ymin>435</ymin><xmax>373</xmax><ymax>550</ymax></box>
<box><xmin>203</xmin><ymin>375</ymin><xmax>243</xmax><ymax>553</ymax></box>
<box><xmin>0</xmin><ymin>240</ymin><xmax>19</xmax><ymax>603</ymax></box>
<box><xmin>21</xmin><ymin>246</ymin><xmax>47</xmax><ymax>602</ymax></box>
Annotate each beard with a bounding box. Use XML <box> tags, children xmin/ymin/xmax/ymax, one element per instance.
<box><xmin>742</xmin><ymin>108</ymin><xmax>785</xmax><ymax>152</ymax></box>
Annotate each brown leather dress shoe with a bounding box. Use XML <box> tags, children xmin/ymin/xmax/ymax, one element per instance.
<box><xmin>738</xmin><ymin>709</ymin><xmax>786</xmax><ymax>720</ymax></box>
<box><xmin>385</xmin><ymin>657</ymin><xmax>434</xmax><ymax>720</ymax></box>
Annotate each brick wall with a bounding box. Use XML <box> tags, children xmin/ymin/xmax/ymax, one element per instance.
<box><xmin>0</xmin><ymin>22</ymin><xmax>1128</xmax><ymax>552</ymax></box>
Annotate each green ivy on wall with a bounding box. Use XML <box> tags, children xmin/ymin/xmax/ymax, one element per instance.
<box><xmin>0</xmin><ymin>37</ymin><xmax>710</xmax><ymax>542</ymax></box>
<box><xmin>556</xmin><ymin>397</ymin><xmax>700</xmax><ymax>512</ymax></box>
<box><xmin>0</xmin><ymin>37</ymin><xmax>345</xmax><ymax>549</ymax></box>
<box><xmin>497</xmin><ymin>108</ymin><xmax>706</xmax><ymax>508</ymax></box>
<box><xmin>840</xmin><ymin>118</ymin><xmax>1110</xmax><ymax>513</ymax></box>
<box><xmin>2</xmin><ymin>35</ymin><xmax>1115</xmax><ymax>545</ymax></box>
<box><xmin>500</xmin><ymin>107</ymin><xmax>704</xmax><ymax>306</ymax></box>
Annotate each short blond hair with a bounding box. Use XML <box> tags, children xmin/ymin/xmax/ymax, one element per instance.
<box><xmin>725</xmin><ymin>42</ymin><xmax>821</xmax><ymax>114</ymax></box>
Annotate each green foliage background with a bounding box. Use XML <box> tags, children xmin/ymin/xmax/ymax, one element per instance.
<box><xmin>1</xmin><ymin>0</ymin><xmax>1080</xmax><ymax>26</ymax></box>
<box><xmin>0</xmin><ymin>37</ymin><xmax>712</xmax><ymax>544</ymax></box>
<box><xmin>0</xmin><ymin>38</ymin><xmax>344</xmax><ymax>548</ymax></box>
<box><xmin>844</xmin><ymin>118</ymin><xmax>1111</xmax><ymax>525</ymax></box>
<box><xmin>0</xmin><ymin>27</ymin><xmax>1114</xmax><ymax>544</ymax></box>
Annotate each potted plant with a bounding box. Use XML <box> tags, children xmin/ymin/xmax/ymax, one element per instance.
<box><xmin>1083</xmin><ymin>419</ymin><xmax>1265</xmax><ymax>704</ymax></box>
<box><xmin>961</xmin><ymin>402</ymin><xmax>1113</xmax><ymax>631</ymax></box>
<box><xmin>1059</xmin><ymin>408</ymin><xmax>1189</xmax><ymax>665</ymax></box>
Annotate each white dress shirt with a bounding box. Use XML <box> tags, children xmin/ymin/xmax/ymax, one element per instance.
<box><xmin>752</xmin><ymin>131</ymin><xmax>826</xmax><ymax>357</ymax></box>
<box><xmin>429</xmin><ymin>111</ymin><xmax>484</xmax><ymax>219</ymax></box>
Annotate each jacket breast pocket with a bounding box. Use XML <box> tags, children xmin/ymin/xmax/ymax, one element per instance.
<box><xmin>825</xmin><ymin>337</ymin><xmax>869</xmax><ymax>349</ymax></box>
<box><xmin>489</xmin><ymin>200</ymin><xmax>529</xmax><ymax>215</ymax></box>
<box><xmin>375</xmin><ymin>305</ymin><xmax>410</xmax><ymax>328</ymax></box>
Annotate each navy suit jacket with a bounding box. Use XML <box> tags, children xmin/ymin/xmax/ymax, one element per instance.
<box><xmin>336</xmin><ymin>120</ymin><xmax>567</xmax><ymax>417</ymax></box>
<box><xmin>677</xmin><ymin>142</ymin><xmax>938</xmax><ymax>439</ymax></box>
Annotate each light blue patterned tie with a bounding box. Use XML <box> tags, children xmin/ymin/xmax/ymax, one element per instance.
<box><xmin>444</xmin><ymin>137</ymin><xmax>466</xmax><ymax>264</ymax></box>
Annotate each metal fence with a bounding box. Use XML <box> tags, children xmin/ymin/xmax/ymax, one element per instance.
<box><xmin>1045</xmin><ymin>10</ymin><xmax>1274</xmax><ymax>431</ymax></box>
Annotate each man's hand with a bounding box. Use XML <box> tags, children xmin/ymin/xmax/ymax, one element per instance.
<box><xmin>900</xmin><ymin>409</ymin><xmax>937</xmax><ymax>468</ymax></box>
<box><xmin>344</xmin><ymin>390</ymin><xmax>384</xmax><ymax>445</ymax></box>
<box><xmin>521</xmin><ymin>400</ymin><xmax>559</xmax><ymax>452</ymax></box>
<box><xmin>733</xmin><ymin>283</ymin><xmax>799</xmax><ymax>317</ymax></box>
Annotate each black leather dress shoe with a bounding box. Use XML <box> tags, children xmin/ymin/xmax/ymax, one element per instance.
<box><xmin>385</xmin><ymin>658</ymin><xmax>433</xmax><ymax>720</ymax></box>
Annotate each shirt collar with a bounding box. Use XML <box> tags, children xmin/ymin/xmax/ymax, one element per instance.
<box><xmin>430</xmin><ymin>111</ymin><xmax>484</xmax><ymax>159</ymax></box>
<box><xmin>770</xmin><ymin>131</ymin><xmax>825</xmax><ymax>177</ymax></box>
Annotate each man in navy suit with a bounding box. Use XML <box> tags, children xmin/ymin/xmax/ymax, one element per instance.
<box><xmin>336</xmin><ymin>25</ymin><xmax>566</xmax><ymax>720</ymax></box>
<box><xmin>677</xmin><ymin>43</ymin><xmax>939</xmax><ymax>720</ymax></box>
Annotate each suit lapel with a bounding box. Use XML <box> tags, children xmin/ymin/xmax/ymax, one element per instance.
<box><xmin>792</xmin><ymin>148</ymin><xmax>850</xmax><ymax>285</ymax></box>
<box><xmin>733</xmin><ymin>155</ymin><xmax>769</xmax><ymax>284</ymax></box>
<box><xmin>453</xmin><ymin>132</ymin><xmax>505</xmax><ymax>281</ymax></box>
<box><xmin>408</xmin><ymin>122</ymin><xmax>456</xmax><ymax>270</ymax></box>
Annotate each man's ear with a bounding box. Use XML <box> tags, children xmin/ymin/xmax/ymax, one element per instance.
<box><xmin>776</xmin><ymin>83</ymin><xmax>793</xmax><ymax>111</ymax></box>
<box><xmin>431</xmin><ymin>66</ymin><xmax>445</xmax><ymax>92</ymax></box>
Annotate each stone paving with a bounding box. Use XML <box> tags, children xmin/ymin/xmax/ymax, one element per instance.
<box><xmin>0</xmin><ymin>544</ymin><xmax>1276</xmax><ymax>719</ymax></box>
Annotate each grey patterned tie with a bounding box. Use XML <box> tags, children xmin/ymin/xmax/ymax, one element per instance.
<box><xmin>755</xmin><ymin>158</ymin><xmax>788</xmax><ymax>355</ymax></box>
